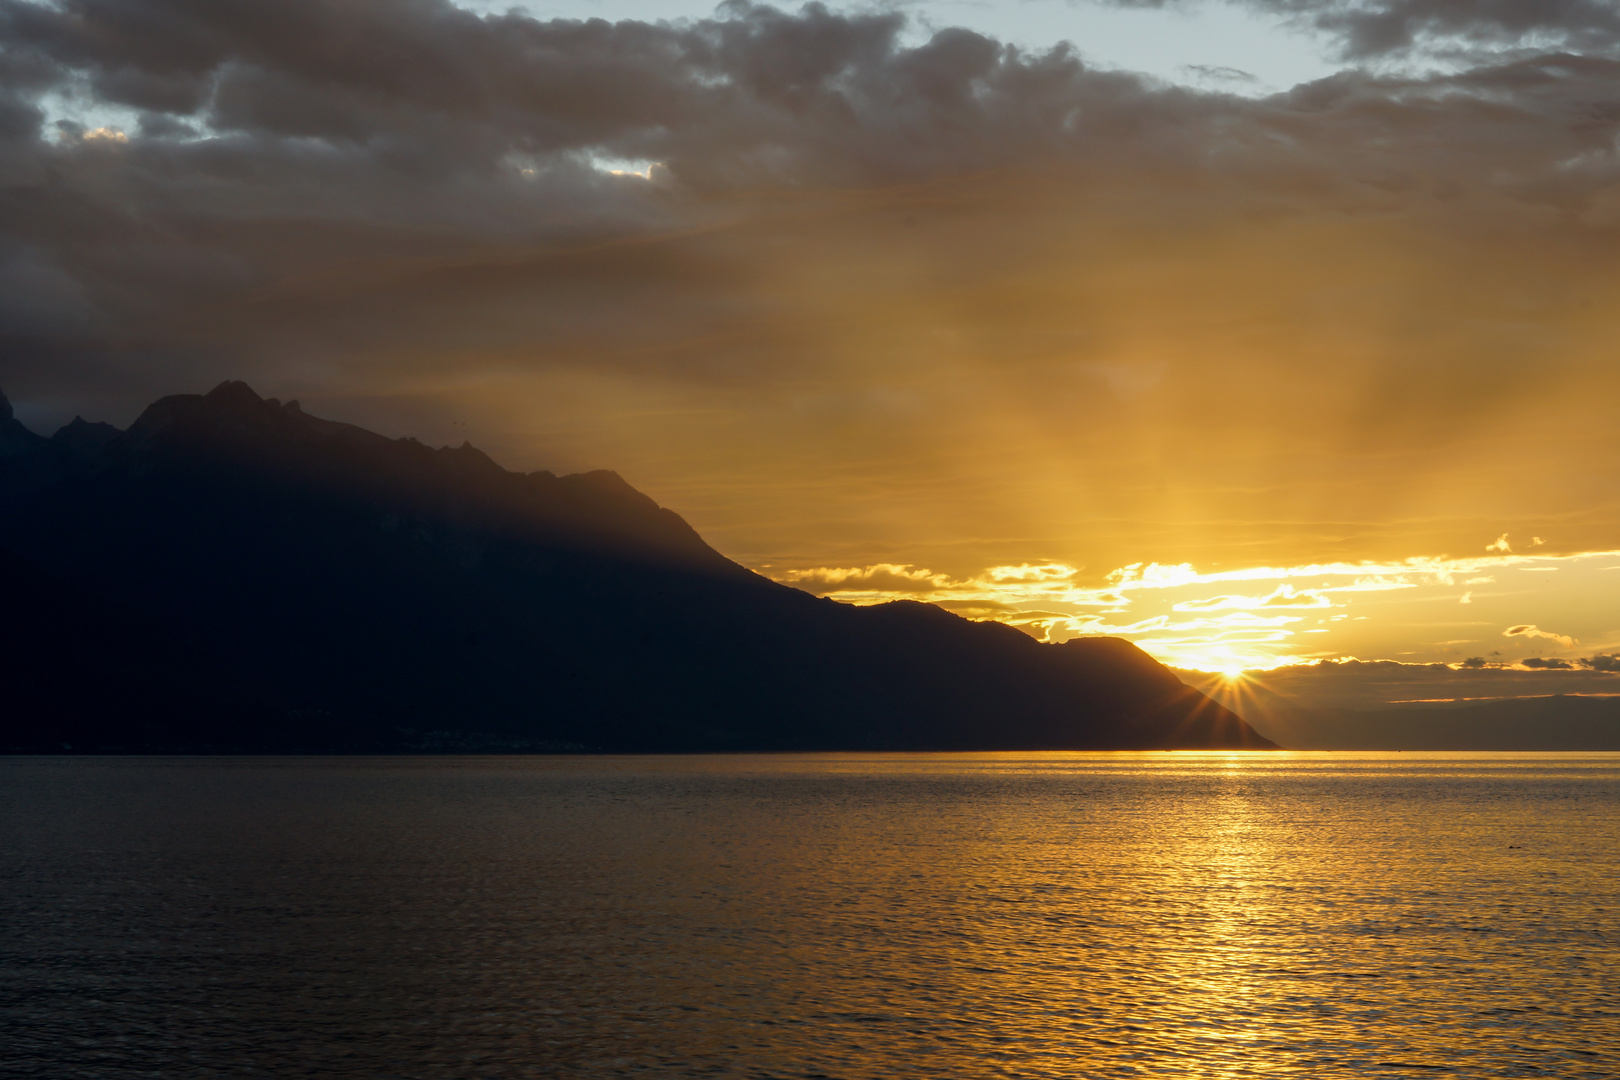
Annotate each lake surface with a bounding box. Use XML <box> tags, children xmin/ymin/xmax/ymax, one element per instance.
<box><xmin>2</xmin><ymin>753</ymin><xmax>1617</xmax><ymax>1078</ymax></box>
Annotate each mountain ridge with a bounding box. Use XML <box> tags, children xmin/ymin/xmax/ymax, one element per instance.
<box><xmin>0</xmin><ymin>382</ymin><xmax>1274</xmax><ymax>753</ymax></box>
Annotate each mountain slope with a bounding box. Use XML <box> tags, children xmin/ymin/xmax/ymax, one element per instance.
<box><xmin>0</xmin><ymin>382</ymin><xmax>1273</xmax><ymax>752</ymax></box>
<box><xmin>0</xmin><ymin>390</ymin><xmax>46</xmax><ymax>458</ymax></box>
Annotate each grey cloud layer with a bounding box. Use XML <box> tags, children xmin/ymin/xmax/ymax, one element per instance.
<box><xmin>4</xmin><ymin>0</ymin><xmax>1620</xmax><ymax>451</ymax></box>
<box><xmin>1115</xmin><ymin>0</ymin><xmax>1620</xmax><ymax>59</ymax></box>
<box><xmin>0</xmin><ymin>0</ymin><xmax>1167</xmax><ymax>188</ymax></box>
<box><xmin>0</xmin><ymin>0</ymin><xmax>1187</xmax><ymax>386</ymax></box>
<box><xmin>1274</xmin><ymin>0</ymin><xmax>1620</xmax><ymax>59</ymax></box>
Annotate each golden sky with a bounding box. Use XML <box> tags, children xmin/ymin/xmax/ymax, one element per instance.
<box><xmin>4</xmin><ymin>0</ymin><xmax>1620</xmax><ymax>706</ymax></box>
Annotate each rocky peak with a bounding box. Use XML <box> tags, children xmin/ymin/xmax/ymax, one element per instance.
<box><xmin>0</xmin><ymin>388</ymin><xmax>47</xmax><ymax>459</ymax></box>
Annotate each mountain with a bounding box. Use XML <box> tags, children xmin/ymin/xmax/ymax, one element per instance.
<box><xmin>1250</xmin><ymin>696</ymin><xmax>1620</xmax><ymax>751</ymax></box>
<box><xmin>0</xmin><ymin>382</ymin><xmax>1273</xmax><ymax>753</ymax></box>
<box><xmin>0</xmin><ymin>389</ymin><xmax>46</xmax><ymax>458</ymax></box>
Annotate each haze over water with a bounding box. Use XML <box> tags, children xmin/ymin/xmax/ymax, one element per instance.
<box><xmin>4</xmin><ymin>753</ymin><xmax>1617</xmax><ymax>1078</ymax></box>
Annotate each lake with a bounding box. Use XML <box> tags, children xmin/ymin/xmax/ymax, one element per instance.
<box><xmin>2</xmin><ymin>753</ymin><xmax>1617</xmax><ymax>1078</ymax></box>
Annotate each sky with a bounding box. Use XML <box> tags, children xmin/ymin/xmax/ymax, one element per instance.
<box><xmin>4</xmin><ymin>0</ymin><xmax>1620</xmax><ymax>710</ymax></box>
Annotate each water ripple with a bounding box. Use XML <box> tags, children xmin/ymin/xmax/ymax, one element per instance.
<box><xmin>1</xmin><ymin>753</ymin><xmax>1617</xmax><ymax>1078</ymax></box>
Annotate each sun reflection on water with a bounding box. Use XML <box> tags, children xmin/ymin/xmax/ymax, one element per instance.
<box><xmin>4</xmin><ymin>754</ymin><xmax>1617</xmax><ymax>1078</ymax></box>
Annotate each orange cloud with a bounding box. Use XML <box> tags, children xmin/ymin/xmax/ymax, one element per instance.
<box><xmin>776</xmin><ymin>564</ymin><xmax>956</xmax><ymax>594</ymax></box>
<box><xmin>1503</xmin><ymin>624</ymin><xmax>1577</xmax><ymax>648</ymax></box>
<box><xmin>1173</xmin><ymin>584</ymin><xmax>1334</xmax><ymax>612</ymax></box>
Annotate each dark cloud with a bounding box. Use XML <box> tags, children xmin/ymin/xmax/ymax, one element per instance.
<box><xmin>3</xmin><ymin>1</ymin><xmax>1618</xmax><ymax>308</ymax></box>
<box><xmin>1267</xmin><ymin>0</ymin><xmax>1620</xmax><ymax>60</ymax></box>
<box><xmin>0</xmin><ymin>0</ymin><xmax>1198</xmax><ymax>382</ymax></box>
<box><xmin>1580</xmin><ymin>653</ymin><xmax>1620</xmax><ymax>672</ymax></box>
<box><xmin>1182</xmin><ymin>64</ymin><xmax>1259</xmax><ymax>83</ymax></box>
<box><xmin>3</xmin><ymin>0</ymin><xmax>1616</xmax><ymax>366</ymax></box>
<box><xmin>1521</xmin><ymin>656</ymin><xmax>1573</xmax><ymax>669</ymax></box>
<box><xmin>1113</xmin><ymin>1</ymin><xmax>1620</xmax><ymax>60</ymax></box>
<box><xmin>0</xmin><ymin>0</ymin><xmax>1177</xmax><ymax>188</ymax></box>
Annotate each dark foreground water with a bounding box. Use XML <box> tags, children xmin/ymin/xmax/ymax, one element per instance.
<box><xmin>2</xmin><ymin>754</ymin><xmax>1618</xmax><ymax>1079</ymax></box>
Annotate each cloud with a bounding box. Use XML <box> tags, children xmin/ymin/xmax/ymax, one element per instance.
<box><xmin>1102</xmin><ymin>1</ymin><xmax>1620</xmax><ymax>59</ymax></box>
<box><xmin>1181</xmin><ymin>64</ymin><xmax>1259</xmax><ymax>84</ymax></box>
<box><xmin>1103</xmin><ymin>551</ymin><xmax>1614</xmax><ymax>596</ymax></box>
<box><xmin>759</xmin><ymin>545</ymin><xmax>1620</xmax><ymax>676</ymax></box>
<box><xmin>983</xmin><ymin>563</ymin><xmax>1081</xmax><ymax>584</ymax></box>
<box><xmin>1173</xmin><ymin>584</ymin><xmax>1332</xmax><ymax>611</ymax></box>
<box><xmin>1214</xmin><ymin>1</ymin><xmax>1620</xmax><ymax>60</ymax></box>
<box><xmin>1520</xmin><ymin>656</ymin><xmax>1572</xmax><ymax>669</ymax></box>
<box><xmin>9</xmin><ymin>2</ymin><xmax>1620</xmax><ymax>352</ymax></box>
<box><xmin>776</xmin><ymin>563</ymin><xmax>955</xmax><ymax>593</ymax></box>
<box><xmin>0</xmin><ymin>0</ymin><xmax>1190</xmax><ymax>199</ymax></box>
<box><xmin>776</xmin><ymin>560</ymin><xmax>1124</xmax><ymax>608</ymax></box>
<box><xmin>1503</xmin><ymin>624</ymin><xmax>1576</xmax><ymax>647</ymax></box>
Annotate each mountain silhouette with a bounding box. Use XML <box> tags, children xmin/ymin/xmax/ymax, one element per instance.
<box><xmin>0</xmin><ymin>389</ymin><xmax>46</xmax><ymax>458</ymax></box>
<box><xmin>0</xmin><ymin>382</ymin><xmax>1273</xmax><ymax>752</ymax></box>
